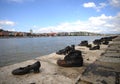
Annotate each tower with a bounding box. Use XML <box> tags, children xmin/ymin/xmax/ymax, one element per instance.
<box><xmin>30</xmin><ymin>29</ymin><xmax>33</xmax><ymax>34</ymax></box>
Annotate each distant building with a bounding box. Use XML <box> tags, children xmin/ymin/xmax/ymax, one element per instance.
<box><xmin>57</xmin><ymin>32</ymin><xmax>69</xmax><ymax>36</ymax></box>
<box><xmin>30</xmin><ymin>29</ymin><xmax>33</xmax><ymax>34</ymax></box>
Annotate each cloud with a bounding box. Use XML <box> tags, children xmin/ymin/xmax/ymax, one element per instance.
<box><xmin>83</xmin><ymin>2</ymin><xmax>96</xmax><ymax>8</ymax></box>
<box><xmin>83</xmin><ymin>2</ymin><xmax>107</xmax><ymax>12</ymax></box>
<box><xmin>0</xmin><ymin>20</ymin><xmax>16</xmax><ymax>31</ymax></box>
<box><xmin>33</xmin><ymin>13</ymin><xmax>120</xmax><ymax>34</ymax></box>
<box><xmin>0</xmin><ymin>20</ymin><xmax>15</xmax><ymax>26</ymax></box>
<box><xmin>112</xmin><ymin>12</ymin><xmax>120</xmax><ymax>32</ymax></box>
<box><xmin>88</xmin><ymin>14</ymin><xmax>113</xmax><ymax>26</ymax></box>
<box><xmin>7</xmin><ymin>28</ymin><xmax>16</xmax><ymax>31</ymax></box>
<box><xmin>109</xmin><ymin>0</ymin><xmax>120</xmax><ymax>7</ymax></box>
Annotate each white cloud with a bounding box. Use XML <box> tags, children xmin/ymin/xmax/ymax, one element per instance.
<box><xmin>83</xmin><ymin>2</ymin><xmax>107</xmax><ymax>12</ymax></box>
<box><xmin>0</xmin><ymin>20</ymin><xmax>15</xmax><ymax>26</ymax></box>
<box><xmin>7</xmin><ymin>28</ymin><xmax>16</xmax><ymax>31</ymax></box>
<box><xmin>96</xmin><ymin>3</ymin><xmax>107</xmax><ymax>12</ymax></box>
<box><xmin>89</xmin><ymin>14</ymin><xmax>113</xmax><ymax>26</ymax></box>
<box><xmin>0</xmin><ymin>20</ymin><xmax>16</xmax><ymax>31</ymax></box>
<box><xmin>83</xmin><ymin>2</ymin><xmax>96</xmax><ymax>8</ymax></box>
<box><xmin>112</xmin><ymin>12</ymin><xmax>120</xmax><ymax>32</ymax></box>
<box><xmin>33</xmin><ymin>13</ymin><xmax>120</xmax><ymax>34</ymax></box>
<box><xmin>109</xmin><ymin>0</ymin><xmax>120</xmax><ymax>7</ymax></box>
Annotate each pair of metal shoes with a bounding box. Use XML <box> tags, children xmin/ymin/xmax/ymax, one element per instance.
<box><xmin>78</xmin><ymin>40</ymin><xmax>88</xmax><ymax>46</ymax></box>
<box><xmin>57</xmin><ymin>50</ymin><xmax>83</xmax><ymax>67</ymax></box>
<box><xmin>89</xmin><ymin>45</ymin><xmax>100</xmax><ymax>50</ymax></box>
<box><xmin>56</xmin><ymin>45</ymin><xmax>75</xmax><ymax>55</ymax></box>
<box><xmin>12</xmin><ymin>61</ymin><xmax>41</xmax><ymax>75</ymax></box>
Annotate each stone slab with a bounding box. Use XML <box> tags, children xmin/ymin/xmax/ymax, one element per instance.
<box><xmin>79</xmin><ymin>36</ymin><xmax>120</xmax><ymax>84</ymax></box>
<box><xmin>101</xmin><ymin>53</ymin><xmax>120</xmax><ymax>58</ymax></box>
<box><xmin>99</xmin><ymin>56</ymin><xmax>120</xmax><ymax>63</ymax></box>
<box><xmin>80</xmin><ymin>61</ymin><xmax>120</xmax><ymax>84</ymax></box>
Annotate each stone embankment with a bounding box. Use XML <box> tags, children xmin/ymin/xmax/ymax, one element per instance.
<box><xmin>76</xmin><ymin>35</ymin><xmax>120</xmax><ymax>84</ymax></box>
<box><xmin>0</xmin><ymin>36</ymin><xmax>119</xmax><ymax>84</ymax></box>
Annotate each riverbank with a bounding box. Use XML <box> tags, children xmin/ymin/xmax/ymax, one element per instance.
<box><xmin>0</xmin><ymin>36</ymin><xmax>103</xmax><ymax>67</ymax></box>
<box><xmin>78</xmin><ymin>35</ymin><xmax>120</xmax><ymax>84</ymax></box>
<box><xmin>0</xmin><ymin>36</ymin><xmax>119</xmax><ymax>84</ymax></box>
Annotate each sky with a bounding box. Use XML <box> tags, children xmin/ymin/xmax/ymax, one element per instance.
<box><xmin>0</xmin><ymin>0</ymin><xmax>120</xmax><ymax>34</ymax></box>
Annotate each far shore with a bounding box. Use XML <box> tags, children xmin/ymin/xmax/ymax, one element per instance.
<box><xmin>0</xmin><ymin>34</ymin><xmax>114</xmax><ymax>39</ymax></box>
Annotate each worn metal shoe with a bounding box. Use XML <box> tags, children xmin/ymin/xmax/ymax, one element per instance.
<box><xmin>12</xmin><ymin>65</ymin><xmax>31</xmax><ymax>75</ymax></box>
<box><xmin>56</xmin><ymin>45</ymin><xmax>75</xmax><ymax>55</ymax></box>
<box><xmin>89</xmin><ymin>45</ymin><xmax>100</xmax><ymax>50</ymax></box>
<box><xmin>12</xmin><ymin>61</ymin><xmax>41</xmax><ymax>75</ymax></box>
<box><xmin>57</xmin><ymin>59</ymin><xmax>83</xmax><ymax>67</ymax></box>
<box><xmin>78</xmin><ymin>40</ymin><xmax>88</xmax><ymax>46</ymax></box>
<box><xmin>29</xmin><ymin>61</ymin><xmax>41</xmax><ymax>73</ymax></box>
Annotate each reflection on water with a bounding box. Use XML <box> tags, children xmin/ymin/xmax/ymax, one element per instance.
<box><xmin>0</xmin><ymin>36</ymin><xmax>102</xmax><ymax>67</ymax></box>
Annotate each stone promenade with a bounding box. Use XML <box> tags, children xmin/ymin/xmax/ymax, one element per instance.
<box><xmin>0</xmin><ymin>35</ymin><xmax>119</xmax><ymax>84</ymax></box>
<box><xmin>78</xmin><ymin>36</ymin><xmax>120</xmax><ymax>84</ymax></box>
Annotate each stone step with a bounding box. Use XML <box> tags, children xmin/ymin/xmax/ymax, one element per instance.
<box><xmin>101</xmin><ymin>53</ymin><xmax>120</xmax><ymax>58</ymax></box>
<box><xmin>105</xmin><ymin>50</ymin><xmax>120</xmax><ymax>53</ymax></box>
<box><xmin>113</xmin><ymin>39</ymin><xmax>120</xmax><ymax>41</ymax></box>
<box><xmin>80</xmin><ymin>62</ymin><xmax>120</xmax><ymax>84</ymax></box>
<box><xmin>79</xmin><ymin>36</ymin><xmax>120</xmax><ymax>84</ymax></box>
<box><xmin>108</xmin><ymin>45</ymin><xmax>120</xmax><ymax>48</ymax></box>
<box><xmin>106</xmin><ymin>48</ymin><xmax>120</xmax><ymax>52</ymax></box>
<box><xmin>105</xmin><ymin>56</ymin><xmax>120</xmax><ymax>58</ymax></box>
<box><xmin>112</xmin><ymin>37</ymin><xmax>120</xmax><ymax>41</ymax></box>
<box><xmin>99</xmin><ymin>56</ymin><xmax>120</xmax><ymax>63</ymax></box>
<box><xmin>109</xmin><ymin>41</ymin><xmax>120</xmax><ymax>46</ymax></box>
<box><xmin>108</xmin><ymin>44</ymin><xmax>120</xmax><ymax>47</ymax></box>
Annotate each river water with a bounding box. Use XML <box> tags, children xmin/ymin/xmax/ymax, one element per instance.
<box><xmin>0</xmin><ymin>36</ymin><xmax>102</xmax><ymax>67</ymax></box>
